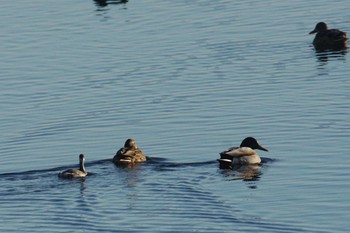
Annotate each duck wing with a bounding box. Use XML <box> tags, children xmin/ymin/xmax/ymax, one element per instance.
<box><xmin>220</xmin><ymin>147</ymin><xmax>256</xmax><ymax>158</ymax></box>
<box><xmin>113</xmin><ymin>147</ymin><xmax>147</xmax><ymax>164</ymax></box>
<box><xmin>327</xmin><ymin>29</ymin><xmax>347</xmax><ymax>41</ymax></box>
<box><xmin>58</xmin><ymin>169</ymin><xmax>86</xmax><ymax>178</ymax></box>
<box><xmin>113</xmin><ymin>147</ymin><xmax>134</xmax><ymax>161</ymax></box>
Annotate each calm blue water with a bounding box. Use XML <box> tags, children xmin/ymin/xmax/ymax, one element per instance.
<box><xmin>1</xmin><ymin>0</ymin><xmax>350</xmax><ymax>232</ymax></box>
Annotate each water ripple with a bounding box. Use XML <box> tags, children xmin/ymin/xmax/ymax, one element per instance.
<box><xmin>1</xmin><ymin>0</ymin><xmax>350</xmax><ymax>232</ymax></box>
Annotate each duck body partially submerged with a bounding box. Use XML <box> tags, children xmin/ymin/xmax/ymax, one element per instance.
<box><xmin>58</xmin><ymin>154</ymin><xmax>87</xmax><ymax>178</ymax></box>
<box><xmin>309</xmin><ymin>22</ymin><xmax>348</xmax><ymax>51</ymax></box>
<box><xmin>218</xmin><ymin>137</ymin><xmax>268</xmax><ymax>166</ymax></box>
<box><xmin>113</xmin><ymin>139</ymin><xmax>147</xmax><ymax>165</ymax></box>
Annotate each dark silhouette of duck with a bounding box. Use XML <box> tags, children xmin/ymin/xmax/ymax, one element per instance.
<box><xmin>218</xmin><ymin>137</ymin><xmax>268</xmax><ymax>166</ymax></box>
<box><xmin>309</xmin><ymin>22</ymin><xmax>348</xmax><ymax>51</ymax></box>
<box><xmin>58</xmin><ymin>154</ymin><xmax>87</xmax><ymax>178</ymax></box>
<box><xmin>94</xmin><ymin>0</ymin><xmax>128</xmax><ymax>7</ymax></box>
<box><xmin>113</xmin><ymin>139</ymin><xmax>147</xmax><ymax>165</ymax></box>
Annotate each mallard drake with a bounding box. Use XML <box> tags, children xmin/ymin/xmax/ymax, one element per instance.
<box><xmin>309</xmin><ymin>22</ymin><xmax>348</xmax><ymax>51</ymax></box>
<box><xmin>113</xmin><ymin>139</ymin><xmax>147</xmax><ymax>165</ymax></box>
<box><xmin>58</xmin><ymin>154</ymin><xmax>87</xmax><ymax>178</ymax></box>
<box><xmin>218</xmin><ymin>137</ymin><xmax>268</xmax><ymax>165</ymax></box>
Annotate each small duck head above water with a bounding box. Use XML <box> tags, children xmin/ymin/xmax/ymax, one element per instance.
<box><xmin>309</xmin><ymin>22</ymin><xmax>348</xmax><ymax>51</ymax></box>
<box><xmin>309</xmin><ymin>22</ymin><xmax>328</xmax><ymax>34</ymax></box>
<box><xmin>124</xmin><ymin>138</ymin><xmax>138</xmax><ymax>149</ymax></box>
<box><xmin>113</xmin><ymin>138</ymin><xmax>147</xmax><ymax>165</ymax></box>
<box><xmin>58</xmin><ymin>154</ymin><xmax>87</xmax><ymax>179</ymax></box>
<box><xmin>218</xmin><ymin>137</ymin><xmax>268</xmax><ymax>166</ymax></box>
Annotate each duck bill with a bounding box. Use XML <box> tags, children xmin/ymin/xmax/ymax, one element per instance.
<box><xmin>309</xmin><ymin>29</ymin><xmax>316</xmax><ymax>34</ymax></box>
<box><xmin>257</xmin><ymin>144</ymin><xmax>268</xmax><ymax>152</ymax></box>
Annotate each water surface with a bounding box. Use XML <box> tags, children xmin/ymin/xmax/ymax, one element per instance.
<box><xmin>1</xmin><ymin>0</ymin><xmax>350</xmax><ymax>232</ymax></box>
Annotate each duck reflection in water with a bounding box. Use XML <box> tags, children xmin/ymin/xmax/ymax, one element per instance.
<box><xmin>315</xmin><ymin>49</ymin><xmax>347</xmax><ymax>67</ymax></box>
<box><xmin>113</xmin><ymin>138</ymin><xmax>147</xmax><ymax>167</ymax></box>
<box><xmin>94</xmin><ymin>0</ymin><xmax>128</xmax><ymax>7</ymax></box>
<box><xmin>218</xmin><ymin>157</ymin><xmax>276</xmax><ymax>188</ymax></box>
<box><xmin>219</xmin><ymin>163</ymin><xmax>262</xmax><ymax>184</ymax></box>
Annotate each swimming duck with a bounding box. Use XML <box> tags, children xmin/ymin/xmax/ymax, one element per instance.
<box><xmin>113</xmin><ymin>139</ymin><xmax>147</xmax><ymax>165</ymax></box>
<box><xmin>218</xmin><ymin>137</ymin><xmax>268</xmax><ymax>165</ymax></box>
<box><xmin>58</xmin><ymin>154</ymin><xmax>87</xmax><ymax>178</ymax></box>
<box><xmin>309</xmin><ymin>22</ymin><xmax>348</xmax><ymax>51</ymax></box>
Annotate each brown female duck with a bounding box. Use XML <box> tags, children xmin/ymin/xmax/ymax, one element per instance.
<box><xmin>113</xmin><ymin>139</ymin><xmax>147</xmax><ymax>165</ymax></box>
<box><xmin>309</xmin><ymin>22</ymin><xmax>348</xmax><ymax>51</ymax></box>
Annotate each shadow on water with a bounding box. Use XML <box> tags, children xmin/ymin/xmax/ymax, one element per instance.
<box><xmin>0</xmin><ymin>156</ymin><xmax>277</xmax><ymax>182</ymax></box>
<box><xmin>0</xmin><ymin>156</ymin><xmax>304</xmax><ymax>232</ymax></box>
<box><xmin>0</xmin><ymin>157</ymin><xmax>215</xmax><ymax>180</ymax></box>
<box><xmin>0</xmin><ymin>158</ymin><xmax>112</xmax><ymax>179</ymax></box>
<box><xmin>147</xmin><ymin>156</ymin><xmax>217</xmax><ymax>171</ymax></box>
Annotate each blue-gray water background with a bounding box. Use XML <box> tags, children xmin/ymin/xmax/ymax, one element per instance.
<box><xmin>1</xmin><ymin>0</ymin><xmax>350</xmax><ymax>232</ymax></box>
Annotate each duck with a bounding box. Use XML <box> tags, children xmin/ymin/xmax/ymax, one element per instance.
<box><xmin>58</xmin><ymin>154</ymin><xmax>87</xmax><ymax>178</ymax></box>
<box><xmin>309</xmin><ymin>22</ymin><xmax>348</xmax><ymax>51</ymax></box>
<box><xmin>218</xmin><ymin>137</ymin><xmax>268</xmax><ymax>166</ymax></box>
<box><xmin>113</xmin><ymin>139</ymin><xmax>147</xmax><ymax>165</ymax></box>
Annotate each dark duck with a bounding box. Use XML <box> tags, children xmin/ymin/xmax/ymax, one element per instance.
<box><xmin>309</xmin><ymin>22</ymin><xmax>348</xmax><ymax>51</ymax></box>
